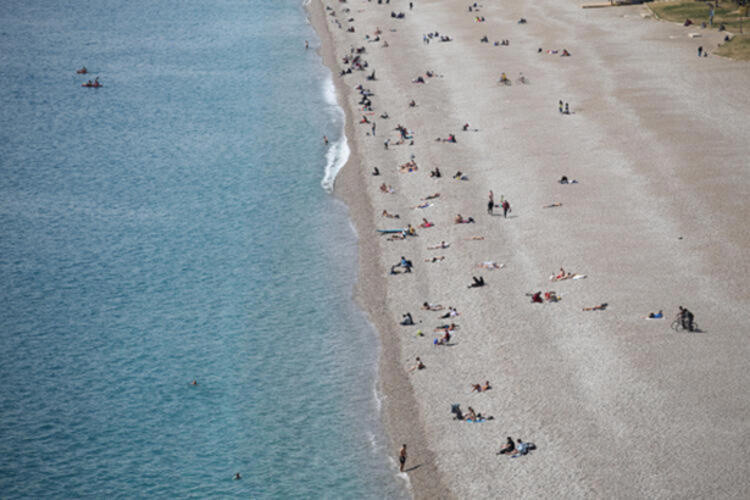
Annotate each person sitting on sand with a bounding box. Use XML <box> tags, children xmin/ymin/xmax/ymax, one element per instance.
<box><xmin>511</xmin><ymin>439</ymin><xmax>536</xmax><ymax>458</ymax></box>
<box><xmin>413</xmin><ymin>75</ymin><xmax>425</xmax><ymax>83</ymax></box>
<box><xmin>400</xmin><ymin>256</ymin><xmax>413</xmax><ymax>272</ymax></box>
<box><xmin>544</xmin><ymin>291</ymin><xmax>560</xmax><ymax>302</ymax></box>
<box><xmin>468</xmin><ymin>276</ymin><xmax>485</xmax><ymax>288</ymax></box>
<box><xmin>455</xmin><ymin>214</ymin><xmax>475</xmax><ymax>224</ymax></box>
<box><xmin>471</xmin><ymin>383</ymin><xmax>482</xmax><ymax>393</ymax></box>
<box><xmin>466</xmin><ymin>407</ymin><xmax>478</xmax><ymax>421</ymax></box>
<box><xmin>428</xmin><ymin>241</ymin><xmax>449</xmax><ymax>250</ymax></box>
<box><xmin>406</xmin><ymin>224</ymin><xmax>416</xmax><ymax>236</ymax></box>
<box><xmin>409</xmin><ymin>99</ymin><xmax>416</xmax><ymax>107</ymax></box>
<box><xmin>430</xmin><ymin>167</ymin><xmax>441</xmax><ymax>178</ymax></box>
<box><xmin>583</xmin><ymin>303</ymin><xmax>608</xmax><ymax>311</ymax></box>
<box><xmin>453</xmin><ymin>171</ymin><xmax>468</xmax><ymax>180</ymax></box>
<box><xmin>422</xmin><ymin>302</ymin><xmax>444</xmax><ymax>311</ymax></box>
<box><xmin>497</xmin><ymin>437</ymin><xmax>515</xmax><ymax>455</ymax></box>
<box><xmin>435</xmin><ymin>329</ymin><xmax>450</xmax><ymax>345</ymax></box>
<box><xmin>529</xmin><ymin>291</ymin><xmax>543</xmax><ymax>303</ymax></box>
<box><xmin>400</xmin><ymin>313</ymin><xmax>414</xmax><ymax>326</ymax></box>
<box><xmin>420</xmin><ymin>218</ymin><xmax>434</xmax><ymax>228</ymax></box>
<box><xmin>408</xmin><ymin>357</ymin><xmax>425</xmax><ymax>372</ymax></box>
<box><xmin>482</xmin><ymin>380</ymin><xmax>491</xmax><ymax>391</ymax></box>
<box><xmin>442</xmin><ymin>134</ymin><xmax>456</xmax><ymax>143</ymax></box>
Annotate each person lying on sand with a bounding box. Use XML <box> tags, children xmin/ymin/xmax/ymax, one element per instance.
<box><xmin>422</xmin><ymin>193</ymin><xmax>440</xmax><ymax>200</ymax></box>
<box><xmin>435</xmin><ymin>323</ymin><xmax>458</xmax><ymax>332</ymax></box>
<box><xmin>647</xmin><ymin>310</ymin><xmax>664</xmax><ymax>319</ymax></box>
<box><xmin>468</xmin><ymin>276</ymin><xmax>485</xmax><ymax>288</ymax></box>
<box><xmin>381</xmin><ymin>210</ymin><xmax>399</xmax><ymax>218</ymax></box>
<box><xmin>453</xmin><ymin>171</ymin><xmax>469</xmax><ymax>180</ymax></box>
<box><xmin>440</xmin><ymin>307</ymin><xmax>459</xmax><ymax>319</ymax></box>
<box><xmin>387</xmin><ymin>233</ymin><xmax>406</xmax><ymax>241</ymax></box>
<box><xmin>455</xmin><ymin>214</ymin><xmax>475</xmax><ymax>224</ymax></box>
<box><xmin>559</xmin><ymin>175</ymin><xmax>578</xmax><ymax>184</ymax></box>
<box><xmin>413</xmin><ymin>202</ymin><xmax>432</xmax><ymax>210</ymax></box>
<box><xmin>428</xmin><ymin>241</ymin><xmax>450</xmax><ymax>250</ymax></box>
<box><xmin>543</xmin><ymin>202</ymin><xmax>563</xmax><ymax>209</ymax></box>
<box><xmin>477</xmin><ymin>261</ymin><xmax>503</xmax><ymax>270</ymax></box>
<box><xmin>529</xmin><ymin>291</ymin><xmax>543</xmax><ymax>303</ymax></box>
<box><xmin>380</xmin><ymin>183</ymin><xmax>394</xmax><ymax>193</ymax></box>
<box><xmin>422</xmin><ymin>302</ymin><xmax>444</xmax><ymax>311</ymax></box>
<box><xmin>419</xmin><ymin>218</ymin><xmax>434</xmax><ymax>228</ymax></box>
<box><xmin>544</xmin><ymin>291</ymin><xmax>560</xmax><ymax>302</ymax></box>
<box><xmin>425</xmin><ymin>256</ymin><xmax>445</xmax><ymax>263</ymax></box>
<box><xmin>583</xmin><ymin>303</ymin><xmax>608</xmax><ymax>311</ymax></box>
<box><xmin>467</xmin><ymin>235</ymin><xmax>484</xmax><ymax>240</ymax></box>
<box><xmin>470</xmin><ymin>381</ymin><xmax>490</xmax><ymax>393</ymax></box>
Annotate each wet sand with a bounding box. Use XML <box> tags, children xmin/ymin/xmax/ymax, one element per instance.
<box><xmin>309</xmin><ymin>0</ymin><xmax>750</xmax><ymax>497</ymax></box>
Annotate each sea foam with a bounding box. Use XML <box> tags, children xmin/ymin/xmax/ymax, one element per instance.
<box><xmin>320</xmin><ymin>75</ymin><xmax>349</xmax><ymax>192</ymax></box>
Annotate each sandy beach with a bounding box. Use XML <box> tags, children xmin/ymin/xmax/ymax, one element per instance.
<box><xmin>309</xmin><ymin>0</ymin><xmax>750</xmax><ymax>497</ymax></box>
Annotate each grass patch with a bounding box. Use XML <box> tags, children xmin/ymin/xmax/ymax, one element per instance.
<box><xmin>649</xmin><ymin>1</ymin><xmax>749</xmax><ymax>33</ymax></box>
<box><xmin>714</xmin><ymin>33</ymin><xmax>750</xmax><ymax>59</ymax></box>
<box><xmin>648</xmin><ymin>1</ymin><xmax>750</xmax><ymax>60</ymax></box>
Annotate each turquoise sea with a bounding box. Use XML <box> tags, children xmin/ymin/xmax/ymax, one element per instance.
<box><xmin>0</xmin><ymin>0</ymin><xmax>406</xmax><ymax>497</ymax></box>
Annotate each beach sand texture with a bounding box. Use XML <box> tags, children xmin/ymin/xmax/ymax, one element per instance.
<box><xmin>310</xmin><ymin>0</ymin><xmax>750</xmax><ymax>497</ymax></box>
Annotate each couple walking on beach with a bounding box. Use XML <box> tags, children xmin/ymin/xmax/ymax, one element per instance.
<box><xmin>488</xmin><ymin>191</ymin><xmax>511</xmax><ymax>218</ymax></box>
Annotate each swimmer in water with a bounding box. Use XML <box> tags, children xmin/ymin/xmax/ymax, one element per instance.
<box><xmin>323</xmin><ymin>135</ymin><xmax>329</xmax><ymax>145</ymax></box>
<box><xmin>191</xmin><ymin>379</ymin><xmax>198</xmax><ymax>386</ymax></box>
<box><xmin>234</xmin><ymin>473</ymin><xmax>241</xmax><ymax>480</ymax></box>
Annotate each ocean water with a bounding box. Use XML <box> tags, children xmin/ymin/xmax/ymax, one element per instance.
<box><xmin>0</xmin><ymin>1</ymin><xmax>407</xmax><ymax>497</ymax></box>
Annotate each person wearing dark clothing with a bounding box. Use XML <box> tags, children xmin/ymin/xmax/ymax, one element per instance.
<box><xmin>497</xmin><ymin>437</ymin><xmax>515</xmax><ymax>455</ymax></box>
<box><xmin>679</xmin><ymin>306</ymin><xmax>695</xmax><ymax>331</ymax></box>
<box><xmin>502</xmin><ymin>200</ymin><xmax>511</xmax><ymax>218</ymax></box>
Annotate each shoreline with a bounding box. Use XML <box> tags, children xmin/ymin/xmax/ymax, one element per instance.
<box><xmin>306</xmin><ymin>1</ymin><xmax>446</xmax><ymax>497</ymax></box>
<box><xmin>308</xmin><ymin>0</ymin><xmax>750</xmax><ymax>497</ymax></box>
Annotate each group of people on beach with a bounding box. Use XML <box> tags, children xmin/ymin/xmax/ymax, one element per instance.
<box><xmin>324</xmin><ymin>0</ymin><xmax>705</xmax><ymax>481</ymax></box>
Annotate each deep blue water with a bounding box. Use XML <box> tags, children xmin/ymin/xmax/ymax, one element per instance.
<box><xmin>0</xmin><ymin>1</ymin><xmax>406</xmax><ymax>497</ymax></box>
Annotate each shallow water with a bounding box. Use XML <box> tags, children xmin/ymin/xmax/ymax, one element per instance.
<box><xmin>0</xmin><ymin>1</ymin><xmax>406</xmax><ymax>497</ymax></box>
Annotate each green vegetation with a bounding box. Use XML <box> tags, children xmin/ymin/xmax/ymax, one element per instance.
<box><xmin>648</xmin><ymin>1</ymin><xmax>750</xmax><ymax>60</ymax></box>
<box><xmin>714</xmin><ymin>32</ymin><xmax>750</xmax><ymax>59</ymax></box>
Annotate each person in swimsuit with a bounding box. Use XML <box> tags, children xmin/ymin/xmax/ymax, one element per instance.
<box><xmin>399</xmin><ymin>444</ymin><xmax>407</xmax><ymax>472</ymax></box>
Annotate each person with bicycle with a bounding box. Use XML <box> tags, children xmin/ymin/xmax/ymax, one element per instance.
<box><xmin>678</xmin><ymin>306</ymin><xmax>695</xmax><ymax>332</ymax></box>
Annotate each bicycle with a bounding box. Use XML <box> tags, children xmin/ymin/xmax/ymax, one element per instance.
<box><xmin>671</xmin><ymin>317</ymin><xmax>699</xmax><ymax>332</ymax></box>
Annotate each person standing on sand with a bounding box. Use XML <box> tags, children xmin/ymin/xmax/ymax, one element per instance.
<box><xmin>305</xmin><ymin>40</ymin><xmax>309</xmax><ymax>49</ymax></box>
<box><xmin>698</xmin><ymin>46</ymin><xmax>703</xmax><ymax>57</ymax></box>
<box><xmin>502</xmin><ymin>199</ymin><xmax>511</xmax><ymax>218</ymax></box>
<box><xmin>487</xmin><ymin>190</ymin><xmax>494</xmax><ymax>214</ymax></box>
<box><xmin>399</xmin><ymin>444</ymin><xmax>407</xmax><ymax>472</ymax></box>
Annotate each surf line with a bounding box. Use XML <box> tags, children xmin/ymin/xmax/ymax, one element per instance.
<box><xmin>320</xmin><ymin>74</ymin><xmax>350</xmax><ymax>193</ymax></box>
